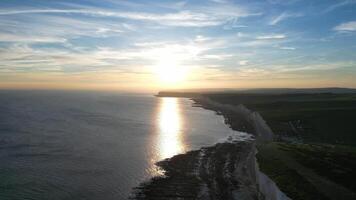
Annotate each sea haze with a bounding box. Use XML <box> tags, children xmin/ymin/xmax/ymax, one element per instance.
<box><xmin>0</xmin><ymin>90</ymin><xmax>237</xmax><ymax>199</ymax></box>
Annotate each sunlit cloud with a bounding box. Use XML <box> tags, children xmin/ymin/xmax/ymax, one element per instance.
<box><xmin>0</xmin><ymin>4</ymin><xmax>258</xmax><ymax>28</ymax></box>
<box><xmin>256</xmin><ymin>34</ymin><xmax>286</xmax><ymax>40</ymax></box>
<box><xmin>279</xmin><ymin>46</ymin><xmax>296</xmax><ymax>50</ymax></box>
<box><xmin>269</xmin><ymin>12</ymin><xmax>303</xmax><ymax>25</ymax></box>
<box><xmin>267</xmin><ymin>0</ymin><xmax>301</xmax><ymax>5</ymax></box>
<box><xmin>324</xmin><ymin>0</ymin><xmax>356</xmax><ymax>13</ymax></box>
<box><xmin>0</xmin><ymin>33</ymin><xmax>66</xmax><ymax>43</ymax></box>
<box><xmin>239</xmin><ymin>60</ymin><xmax>249</xmax><ymax>66</ymax></box>
<box><xmin>194</xmin><ymin>35</ymin><xmax>211</xmax><ymax>42</ymax></box>
<box><xmin>334</xmin><ymin>21</ymin><xmax>356</xmax><ymax>32</ymax></box>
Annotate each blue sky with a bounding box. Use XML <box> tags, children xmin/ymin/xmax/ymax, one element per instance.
<box><xmin>0</xmin><ymin>0</ymin><xmax>355</xmax><ymax>91</ymax></box>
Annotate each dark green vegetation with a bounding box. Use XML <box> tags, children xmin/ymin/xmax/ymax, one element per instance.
<box><xmin>206</xmin><ymin>93</ymin><xmax>356</xmax><ymax>145</ymax></box>
<box><xmin>278</xmin><ymin>143</ymin><xmax>356</xmax><ymax>192</ymax></box>
<box><xmin>257</xmin><ymin>143</ymin><xmax>329</xmax><ymax>200</ymax></box>
<box><xmin>257</xmin><ymin>143</ymin><xmax>356</xmax><ymax>200</ymax></box>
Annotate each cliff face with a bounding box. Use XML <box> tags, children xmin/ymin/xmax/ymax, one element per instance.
<box><xmin>195</xmin><ymin>139</ymin><xmax>259</xmax><ymax>200</ymax></box>
<box><xmin>132</xmin><ymin>139</ymin><xmax>262</xmax><ymax>200</ymax></box>
<box><xmin>193</xmin><ymin>97</ymin><xmax>290</xmax><ymax>200</ymax></box>
<box><xmin>257</xmin><ymin>171</ymin><xmax>291</xmax><ymax>200</ymax></box>
<box><xmin>193</xmin><ymin>97</ymin><xmax>274</xmax><ymax>142</ymax></box>
<box><xmin>132</xmin><ymin>135</ymin><xmax>290</xmax><ymax>200</ymax></box>
<box><xmin>131</xmin><ymin>97</ymin><xmax>290</xmax><ymax>200</ymax></box>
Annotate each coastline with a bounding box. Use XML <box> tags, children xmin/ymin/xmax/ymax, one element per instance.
<box><xmin>192</xmin><ymin>97</ymin><xmax>274</xmax><ymax>143</ymax></box>
<box><xmin>130</xmin><ymin>96</ymin><xmax>290</xmax><ymax>200</ymax></box>
<box><xmin>192</xmin><ymin>97</ymin><xmax>290</xmax><ymax>200</ymax></box>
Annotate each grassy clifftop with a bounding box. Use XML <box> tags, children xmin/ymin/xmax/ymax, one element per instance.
<box><xmin>257</xmin><ymin>143</ymin><xmax>356</xmax><ymax>200</ymax></box>
<box><xmin>205</xmin><ymin>92</ymin><xmax>356</xmax><ymax>145</ymax></box>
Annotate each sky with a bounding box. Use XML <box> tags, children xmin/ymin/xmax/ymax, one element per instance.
<box><xmin>0</xmin><ymin>0</ymin><xmax>355</xmax><ymax>92</ymax></box>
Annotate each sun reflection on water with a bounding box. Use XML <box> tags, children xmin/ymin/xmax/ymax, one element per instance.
<box><xmin>157</xmin><ymin>97</ymin><xmax>185</xmax><ymax>160</ymax></box>
<box><xmin>147</xmin><ymin>97</ymin><xmax>186</xmax><ymax>177</ymax></box>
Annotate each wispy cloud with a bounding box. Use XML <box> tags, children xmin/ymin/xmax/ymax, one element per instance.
<box><xmin>0</xmin><ymin>9</ymin><xmax>215</xmax><ymax>27</ymax></box>
<box><xmin>0</xmin><ymin>36</ymin><xmax>232</xmax><ymax>74</ymax></box>
<box><xmin>274</xmin><ymin>61</ymin><xmax>356</xmax><ymax>72</ymax></box>
<box><xmin>0</xmin><ymin>6</ymin><xmax>258</xmax><ymax>27</ymax></box>
<box><xmin>238</xmin><ymin>60</ymin><xmax>249</xmax><ymax>66</ymax></box>
<box><xmin>200</xmin><ymin>54</ymin><xmax>233</xmax><ymax>60</ymax></box>
<box><xmin>324</xmin><ymin>0</ymin><xmax>356</xmax><ymax>13</ymax></box>
<box><xmin>0</xmin><ymin>13</ymin><xmax>131</xmax><ymax>46</ymax></box>
<box><xmin>334</xmin><ymin>21</ymin><xmax>356</xmax><ymax>32</ymax></box>
<box><xmin>194</xmin><ymin>35</ymin><xmax>211</xmax><ymax>42</ymax></box>
<box><xmin>256</xmin><ymin>34</ymin><xmax>286</xmax><ymax>40</ymax></box>
<box><xmin>279</xmin><ymin>46</ymin><xmax>296</xmax><ymax>50</ymax></box>
<box><xmin>210</xmin><ymin>0</ymin><xmax>228</xmax><ymax>3</ymax></box>
<box><xmin>0</xmin><ymin>33</ymin><xmax>66</xmax><ymax>43</ymax></box>
<box><xmin>269</xmin><ymin>12</ymin><xmax>303</xmax><ymax>25</ymax></box>
<box><xmin>267</xmin><ymin>0</ymin><xmax>301</xmax><ymax>5</ymax></box>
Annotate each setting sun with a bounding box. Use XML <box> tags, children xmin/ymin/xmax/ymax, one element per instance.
<box><xmin>153</xmin><ymin>55</ymin><xmax>188</xmax><ymax>84</ymax></box>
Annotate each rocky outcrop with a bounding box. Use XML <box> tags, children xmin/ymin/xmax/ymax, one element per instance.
<box><xmin>131</xmin><ymin>138</ymin><xmax>262</xmax><ymax>200</ymax></box>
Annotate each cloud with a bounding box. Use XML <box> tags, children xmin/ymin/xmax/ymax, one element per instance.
<box><xmin>239</xmin><ymin>60</ymin><xmax>249</xmax><ymax>65</ymax></box>
<box><xmin>256</xmin><ymin>34</ymin><xmax>286</xmax><ymax>40</ymax></box>
<box><xmin>269</xmin><ymin>12</ymin><xmax>303</xmax><ymax>25</ymax></box>
<box><xmin>267</xmin><ymin>0</ymin><xmax>301</xmax><ymax>5</ymax></box>
<box><xmin>210</xmin><ymin>0</ymin><xmax>228</xmax><ymax>3</ymax></box>
<box><xmin>0</xmin><ymin>9</ymin><xmax>214</xmax><ymax>27</ymax></box>
<box><xmin>200</xmin><ymin>54</ymin><xmax>233</xmax><ymax>60</ymax></box>
<box><xmin>194</xmin><ymin>35</ymin><xmax>211</xmax><ymax>42</ymax></box>
<box><xmin>280</xmin><ymin>46</ymin><xmax>296</xmax><ymax>50</ymax></box>
<box><xmin>236</xmin><ymin>67</ymin><xmax>272</xmax><ymax>78</ymax></box>
<box><xmin>0</xmin><ymin>33</ymin><xmax>66</xmax><ymax>43</ymax></box>
<box><xmin>324</xmin><ymin>0</ymin><xmax>356</xmax><ymax>13</ymax></box>
<box><xmin>0</xmin><ymin>13</ymin><xmax>131</xmax><ymax>47</ymax></box>
<box><xmin>274</xmin><ymin>61</ymin><xmax>356</xmax><ymax>72</ymax></box>
<box><xmin>0</xmin><ymin>35</ymin><xmax>231</xmax><ymax>74</ymax></box>
<box><xmin>334</xmin><ymin>21</ymin><xmax>356</xmax><ymax>32</ymax></box>
<box><xmin>236</xmin><ymin>32</ymin><xmax>248</xmax><ymax>38</ymax></box>
<box><xmin>0</xmin><ymin>6</ymin><xmax>258</xmax><ymax>27</ymax></box>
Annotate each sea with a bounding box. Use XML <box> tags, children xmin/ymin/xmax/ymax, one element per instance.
<box><xmin>0</xmin><ymin>90</ymin><xmax>237</xmax><ymax>200</ymax></box>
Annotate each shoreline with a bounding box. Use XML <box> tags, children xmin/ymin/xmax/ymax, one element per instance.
<box><xmin>191</xmin><ymin>97</ymin><xmax>274</xmax><ymax>143</ymax></box>
<box><xmin>130</xmin><ymin>96</ymin><xmax>290</xmax><ymax>200</ymax></box>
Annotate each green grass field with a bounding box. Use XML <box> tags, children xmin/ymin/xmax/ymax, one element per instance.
<box><xmin>206</xmin><ymin>93</ymin><xmax>356</xmax><ymax>145</ymax></box>
<box><xmin>257</xmin><ymin>143</ymin><xmax>328</xmax><ymax>200</ymax></box>
<box><xmin>278</xmin><ymin>143</ymin><xmax>356</xmax><ymax>192</ymax></box>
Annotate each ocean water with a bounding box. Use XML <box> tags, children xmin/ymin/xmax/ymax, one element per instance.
<box><xmin>0</xmin><ymin>90</ymin><xmax>236</xmax><ymax>200</ymax></box>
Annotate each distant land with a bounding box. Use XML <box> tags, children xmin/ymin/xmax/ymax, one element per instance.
<box><xmin>156</xmin><ymin>87</ymin><xmax>356</xmax><ymax>97</ymax></box>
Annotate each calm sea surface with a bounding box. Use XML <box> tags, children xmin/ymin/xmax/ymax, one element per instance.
<box><xmin>0</xmin><ymin>90</ymin><xmax>236</xmax><ymax>200</ymax></box>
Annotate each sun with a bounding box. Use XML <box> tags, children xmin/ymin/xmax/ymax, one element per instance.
<box><xmin>153</xmin><ymin>56</ymin><xmax>187</xmax><ymax>84</ymax></box>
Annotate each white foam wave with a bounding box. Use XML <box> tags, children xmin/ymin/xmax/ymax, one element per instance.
<box><xmin>217</xmin><ymin>132</ymin><xmax>254</xmax><ymax>144</ymax></box>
